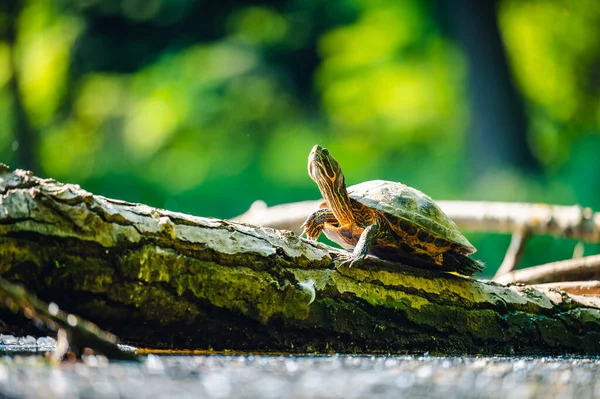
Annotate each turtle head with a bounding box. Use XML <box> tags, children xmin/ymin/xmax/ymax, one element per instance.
<box><xmin>308</xmin><ymin>145</ymin><xmax>346</xmax><ymax>191</ymax></box>
<box><xmin>308</xmin><ymin>145</ymin><xmax>354</xmax><ymax>225</ymax></box>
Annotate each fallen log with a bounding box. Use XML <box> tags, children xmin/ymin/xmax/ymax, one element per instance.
<box><xmin>0</xmin><ymin>166</ymin><xmax>599</xmax><ymax>355</ymax></box>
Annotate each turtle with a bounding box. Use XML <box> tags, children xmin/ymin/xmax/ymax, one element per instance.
<box><xmin>301</xmin><ymin>145</ymin><xmax>483</xmax><ymax>275</ymax></box>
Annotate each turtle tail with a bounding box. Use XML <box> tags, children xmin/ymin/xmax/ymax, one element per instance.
<box><xmin>442</xmin><ymin>251</ymin><xmax>484</xmax><ymax>276</ymax></box>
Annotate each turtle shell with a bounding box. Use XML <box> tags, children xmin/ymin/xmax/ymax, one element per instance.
<box><xmin>347</xmin><ymin>180</ymin><xmax>476</xmax><ymax>254</ymax></box>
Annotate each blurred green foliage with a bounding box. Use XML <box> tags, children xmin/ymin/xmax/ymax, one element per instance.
<box><xmin>0</xmin><ymin>0</ymin><xmax>598</xmax><ymax>276</ymax></box>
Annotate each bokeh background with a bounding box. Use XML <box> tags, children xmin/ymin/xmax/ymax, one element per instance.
<box><xmin>0</xmin><ymin>0</ymin><xmax>599</xmax><ymax>276</ymax></box>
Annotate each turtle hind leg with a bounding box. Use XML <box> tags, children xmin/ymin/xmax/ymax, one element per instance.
<box><xmin>442</xmin><ymin>251</ymin><xmax>484</xmax><ymax>276</ymax></box>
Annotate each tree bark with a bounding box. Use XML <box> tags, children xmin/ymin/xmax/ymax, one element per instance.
<box><xmin>1</xmin><ymin>166</ymin><xmax>599</xmax><ymax>355</ymax></box>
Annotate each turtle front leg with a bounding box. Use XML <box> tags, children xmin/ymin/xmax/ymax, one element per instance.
<box><xmin>301</xmin><ymin>208</ymin><xmax>338</xmax><ymax>240</ymax></box>
<box><xmin>338</xmin><ymin>223</ymin><xmax>380</xmax><ymax>268</ymax></box>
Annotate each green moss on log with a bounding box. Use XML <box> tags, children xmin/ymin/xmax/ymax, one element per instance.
<box><xmin>1</xmin><ymin>167</ymin><xmax>600</xmax><ymax>354</ymax></box>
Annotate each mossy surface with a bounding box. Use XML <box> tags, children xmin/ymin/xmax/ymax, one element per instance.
<box><xmin>0</xmin><ymin>168</ymin><xmax>599</xmax><ymax>354</ymax></box>
<box><xmin>2</xmin><ymin>230</ymin><xmax>600</xmax><ymax>354</ymax></box>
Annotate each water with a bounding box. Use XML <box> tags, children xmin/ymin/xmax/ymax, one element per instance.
<box><xmin>0</xmin><ymin>336</ymin><xmax>599</xmax><ymax>399</ymax></box>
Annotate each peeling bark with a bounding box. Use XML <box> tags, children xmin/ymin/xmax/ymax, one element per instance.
<box><xmin>0</xmin><ymin>166</ymin><xmax>599</xmax><ymax>355</ymax></box>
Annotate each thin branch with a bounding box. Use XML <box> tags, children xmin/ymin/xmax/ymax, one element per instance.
<box><xmin>495</xmin><ymin>254</ymin><xmax>600</xmax><ymax>285</ymax></box>
<box><xmin>532</xmin><ymin>281</ymin><xmax>600</xmax><ymax>296</ymax></box>
<box><xmin>573</xmin><ymin>241</ymin><xmax>585</xmax><ymax>259</ymax></box>
<box><xmin>439</xmin><ymin>201</ymin><xmax>600</xmax><ymax>242</ymax></box>
<box><xmin>494</xmin><ymin>228</ymin><xmax>530</xmax><ymax>281</ymax></box>
<box><xmin>234</xmin><ymin>200</ymin><xmax>600</xmax><ymax>243</ymax></box>
<box><xmin>0</xmin><ymin>277</ymin><xmax>137</xmax><ymax>360</ymax></box>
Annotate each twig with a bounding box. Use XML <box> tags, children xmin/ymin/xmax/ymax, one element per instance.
<box><xmin>573</xmin><ymin>241</ymin><xmax>585</xmax><ymax>258</ymax></box>
<box><xmin>494</xmin><ymin>228</ymin><xmax>530</xmax><ymax>281</ymax></box>
<box><xmin>234</xmin><ymin>200</ymin><xmax>600</xmax><ymax>243</ymax></box>
<box><xmin>494</xmin><ymin>254</ymin><xmax>600</xmax><ymax>285</ymax></box>
<box><xmin>532</xmin><ymin>281</ymin><xmax>600</xmax><ymax>296</ymax></box>
<box><xmin>0</xmin><ymin>277</ymin><xmax>138</xmax><ymax>361</ymax></box>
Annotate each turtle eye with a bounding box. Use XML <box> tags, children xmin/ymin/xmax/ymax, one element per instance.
<box><xmin>322</xmin><ymin>148</ymin><xmax>329</xmax><ymax>156</ymax></box>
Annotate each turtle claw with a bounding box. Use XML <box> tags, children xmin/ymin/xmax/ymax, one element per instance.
<box><xmin>301</xmin><ymin>229</ymin><xmax>316</xmax><ymax>241</ymax></box>
<box><xmin>336</xmin><ymin>255</ymin><xmax>351</xmax><ymax>268</ymax></box>
<box><xmin>336</xmin><ymin>253</ymin><xmax>362</xmax><ymax>268</ymax></box>
<box><xmin>301</xmin><ymin>225</ymin><xmax>321</xmax><ymax>241</ymax></box>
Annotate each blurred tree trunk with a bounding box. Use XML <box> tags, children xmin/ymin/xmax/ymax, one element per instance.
<box><xmin>2</xmin><ymin>0</ymin><xmax>38</xmax><ymax>173</ymax></box>
<box><xmin>435</xmin><ymin>0</ymin><xmax>538</xmax><ymax>175</ymax></box>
